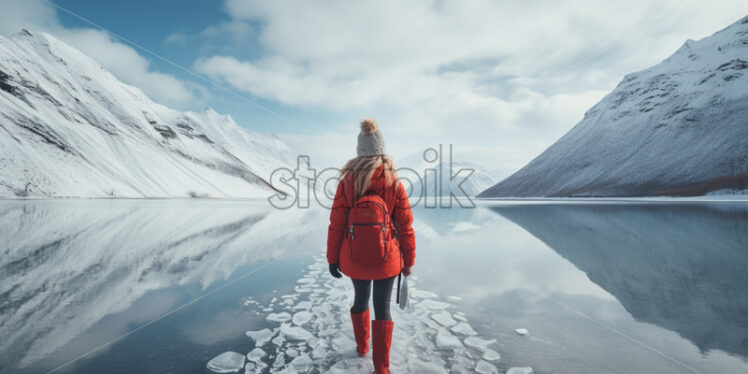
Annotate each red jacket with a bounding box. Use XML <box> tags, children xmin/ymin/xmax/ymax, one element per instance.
<box><xmin>327</xmin><ymin>165</ymin><xmax>416</xmax><ymax>280</ymax></box>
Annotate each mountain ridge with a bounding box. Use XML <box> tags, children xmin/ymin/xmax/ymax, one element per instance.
<box><xmin>0</xmin><ymin>29</ymin><xmax>292</xmax><ymax>198</ymax></box>
<box><xmin>479</xmin><ymin>15</ymin><xmax>748</xmax><ymax>197</ymax></box>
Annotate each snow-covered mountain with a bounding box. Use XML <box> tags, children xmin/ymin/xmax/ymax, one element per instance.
<box><xmin>397</xmin><ymin>151</ymin><xmax>498</xmax><ymax>198</ymax></box>
<box><xmin>0</xmin><ymin>30</ymin><xmax>294</xmax><ymax>198</ymax></box>
<box><xmin>479</xmin><ymin>16</ymin><xmax>748</xmax><ymax>198</ymax></box>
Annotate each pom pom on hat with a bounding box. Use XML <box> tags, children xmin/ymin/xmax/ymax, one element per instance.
<box><xmin>360</xmin><ymin>118</ymin><xmax>378</xmax><ymax>134</ymax></box>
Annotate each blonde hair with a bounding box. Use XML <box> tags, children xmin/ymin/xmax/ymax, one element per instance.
<box><xmin>342</xmin><ymin>154</ymin><xmax>397</xmax><ymax>199</ymax></box>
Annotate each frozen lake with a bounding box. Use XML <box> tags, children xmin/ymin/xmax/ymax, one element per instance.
<box><xmin>0</xmin><ymin>199</ymin><xmax>746</xmax><ymax>374</ymax></box>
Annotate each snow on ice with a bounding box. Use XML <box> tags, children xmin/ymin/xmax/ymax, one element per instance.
<box><xmin>206</xmin><ymin>351</ymin><xmax>245</xmax><ymax>373</ymax></box>
<box><xmin>206</xmin><ymin>253</ymin><xmax>535</xmax><ymax>373</ymax></box>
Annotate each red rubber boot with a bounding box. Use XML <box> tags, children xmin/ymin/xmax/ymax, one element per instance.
<box><xmin>372</xmin><ymin>319</ymin><xmax>394</xmax><ymax>374</ymax></box>
<box><xmin>350</xmin><ymin>309</ymin><xmax>370</xmax><ymax>356</ymax></box>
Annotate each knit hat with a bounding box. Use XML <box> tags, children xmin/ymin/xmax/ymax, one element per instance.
<box><xmin>356</xmin><ymin>119</ymin><xmax>386</xmax><ymax>157</ymax></box>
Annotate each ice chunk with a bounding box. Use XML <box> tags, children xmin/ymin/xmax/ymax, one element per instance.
<box><xmin>267</xmin><ymin>312</ymin><xmax>292</xmax><ymax>323</ymax></box>
<box><xmin>327</xmin><ymin>357</ymin><xmax>374</xmax><ymax>373</ymax></box>
<box><xmin>262</xmin><ymin>307</ymin><xmax>273</xmax><ymax>312</ymax></box>
<box><xmin>412</xmin><ymin>289</ymin><xmax>439</xmax><ymax>299</ymax></box>
<box><xmin>293</xmin><ymin>301</ymin><xmax>312</xmax><ymax>310</ymax></box>
<box><xmin>431</xmin><ymin>311</ymin><xmax>457</xmax><ymax>327</ymax></box>
<box><xmin>206</xmin><ymin>351</ymin><xmax>245</xmax><ymax>373</ymax></box>
<box><xmin>331</xmin><ymin>335</ymin><xmax>356</xmax><ymax>353</ymax></box>
<box><xmin>297</xmin><ymin>277</ymin><xmax>315</xmax><ymax>284</ymax></box>
<box><xmin>475</xmin><ymin>360</ymin><xmax>498</xmax><ymax>374</ymax></box>
<box><xmin>506</xmin><ymin>367</ymin><xmax>534</xmax><ymax>374</ymax></box>
<box><xmin>289</xmin><ymin>353</ymin><xmax>314</xmax><ymax>371</ymax></box>
<box><xmin>514</xmin><ymin>328</ymin><xmax>528</xmax><ymax>336</ymax></box>
<box><xmin>419</xmin><ymin>299</ymin><xmax>451</xmax><ymax>310</ymax></box>
<box><xmin>436</xmin><ymin>327</ymin><xmax>463</xmax><ymax>349</ymax></box>
<box><xmin>482</xmin><ymin>348</ymin><xmax>500</xmax><ymax>361</ymax></box>
<box><xmin>464</xmin><ymin>336</ymin><xmax>496</xmax><ymax>352</ymax></box>
<box><xmin>447</xmin><ymin>296</ymin><xmax>463</xmax><ymax>301</ymax></box>
<box><xmin>408</xmin><ymin>360</ymin><xmax>449</xmax><ymax>373</ymax></box>
<box><xmin>451</xmin><ymin>322</ymin><xmax>477</xmax><ymax>336</ymax></box>
<box><xmin>246</xmin><ymin>347</ymin><xmax>266</xmax><ymax>363</ymax></box>
<box><xmin>271</xmin><ymin>334</ymin><xmax>285</xmax><ymax>346</ymax></box>
<box><xmin>293</xmin><ymin>311</ymin><xmax>314</xmax><ymax>325</ymax></box>
<box><xmin>280</xmin><ymin>323</ymin><xmax>313</xmax><ymax>341</ymax></box>
<box><xmin>311</xmin><ymin>342</ymin><xmax>330</xmax><ymax>359</ymax></box>
<box><xmin>272</xmin><ymin>353</ymin><xmax>286</xmax><ymax>368</ymax></box>
<box><xmin>453</xmin><ymin>314</ymin><xmax>468</xmax><ymax>322</ymax></box>
<box><xmin>246</xmin><ymin>328</ymin><xmax>275</xmax><ymax>346</ymax></box>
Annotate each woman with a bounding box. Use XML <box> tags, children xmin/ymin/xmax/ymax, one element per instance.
<box><xmin>327</xmin><ymin>119</ymin><xmax>416</xmax><ymax>374</ymax></box>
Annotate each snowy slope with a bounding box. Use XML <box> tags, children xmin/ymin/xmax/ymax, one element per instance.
<box><xmin>0</xmin><ymin>30</ymin><xmax>293</xmax><ymax>198</ymax></box>
<box><xmin>479</xmin><ymin>16</ymin><xmax>748</xmax><ymax>197</ymax></box>
<box><xmin>397</xmin><ymin>152</ymin><xmax>498</xmax><ymax>198</ymax></box>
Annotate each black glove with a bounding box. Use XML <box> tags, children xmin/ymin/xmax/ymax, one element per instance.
<box><xmin>329</xmin><ymin>263</ymin><xmax>342</xmax><ymax>278</ymax></box>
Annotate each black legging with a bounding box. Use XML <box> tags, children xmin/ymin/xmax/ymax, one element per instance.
<box><xmin>350</xmin><ymin>276</ymin><xmax>396</xmax><ymax>320</ymax></box>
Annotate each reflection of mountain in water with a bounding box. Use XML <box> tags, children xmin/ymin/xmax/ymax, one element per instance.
<box><xmin>490</xmin><ymin>203</ymin><xmax>748</xmax><ymax>357</ymax></box>
<box><xmin>0</xmin><ymin>200</ymin><xmax>326</xmax><ymax>370</ymax></box>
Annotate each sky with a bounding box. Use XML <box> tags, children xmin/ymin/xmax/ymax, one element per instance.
<box><xmin>1</xmin><ymin>0</ymin><xmax>748</xmax><ymax>177</ymax></box>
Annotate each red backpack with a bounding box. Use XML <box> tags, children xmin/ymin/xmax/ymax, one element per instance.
<box><xmin>346</xmin><ymin>194</ymin><xmax>397</xmax><ymax>265</ymax></box>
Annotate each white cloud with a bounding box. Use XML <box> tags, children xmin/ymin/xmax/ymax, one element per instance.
<box><xmin>57</xmin><ymin>29</ymin><xmax>197</xmax><ymax>107</ymax></box>
<box><xmin>0</xmin><ymin>0</ymin><xmax>199</xmax><ymax>108</ymax></box>
<box><xmin>193</xmin><ymin>0</ymin><xmax>748</xmax><ymax>172</ymax></box>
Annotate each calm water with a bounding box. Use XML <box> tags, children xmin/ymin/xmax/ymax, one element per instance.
<box><xmin>0</xmin><ymin>199</ymin><xmax>746</xmax><ymax>374</ymax></box>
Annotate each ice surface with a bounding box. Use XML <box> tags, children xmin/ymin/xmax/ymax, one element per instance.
<box><xmin>280</xmin><ymin>323</ymin><xmax>313</xmax><ymax>341</ymax></box>
<box><xmin>272</xmin><ymin>352</ymin><xmax>286</xmax><ymax>368</ymax></box>
<box><xmin>292</xmin><ymin>311</ymin><xmax>314</xmax><ymax>325</ymax></box>
<box><xmin>332</xmin><ymin>335</ymin><xmax>356</xmax><ymax>354</ymax></box>
<box><xmin>431</xmin><ymin>311</ymin><xmax>458</xmax><ymax>327</ymax></box>
<box><xmin>246</xmin><ymin>347</ymin><xmax>266</xmax><ymax>363</ymax></box>
<box><xmin>418</xmin><ymin>299</ymin><xmax>451</xmax><ymax>310</ymax></box>
<box><xmin>506</xmin><ymin>367</ymin><xmax>534</xmax><ymax>374</ymax></box>
<box><xmin>514</xmin><ymin>328</ymin><xmax>528</xmax><ymax>336</ymax></box>
<box><xmin>271</xmin><ymin>334</ymin><xmax>286</xmax><ymax>346</ymax></box>
<box><xmin>228</xmin><ymin>255</ymin><xmax>512</xmax><ymax>372</ymax></box>
<box><xmin>436</xmin><ymin>328</ymin><xmax>463</xmax><ymax>349</ymax></box>
<box><xmin>245</xmin><ymin>328</ymin><xmax>275</xmax><ymax>346</ymax></box>
<box><xmin>475</xmin><ymin>360</ymin><xmax>498</xmax><ymax>374</ymax></box>
<box><xmin>482</xmin><ymin>348</ymin><xmax>501</xmax><ymax>361</ymax></box>
<box><xmin>412</xmin><ymin>289</ymin><xmax>439</xmax><ymax>299</ymax></box>
<box><xmin>289</xmin><ymin>353</ymin><xmax>314</xmax><ymax>371</ymax></box>
<box><xmin>267</xmin><ymin>312</ymin><xmax>292</xmax><ymax>323</ymax></box>
<box><xmin>327</xmin><ymin>358</ymin><xmax>374</xmax><ymax>373</ymax></box>
<box><xmin>464</xmin><ymin>336</ymin><xmax>497</xmax><ymax>352</ymax></box>
<box><xmin>293</xmin><ymin>301</ymin><xmax>312</xmax><ymax>310</ymax></box>
<box><xmin>206</xmin><ymin>351</ymin><xmax>245</xmax><ymax>373</ymax></box>
<box><xmin>451</xmin><ymin>322</ymin><xmax>478</xmax><ymax>336</ymax></box>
